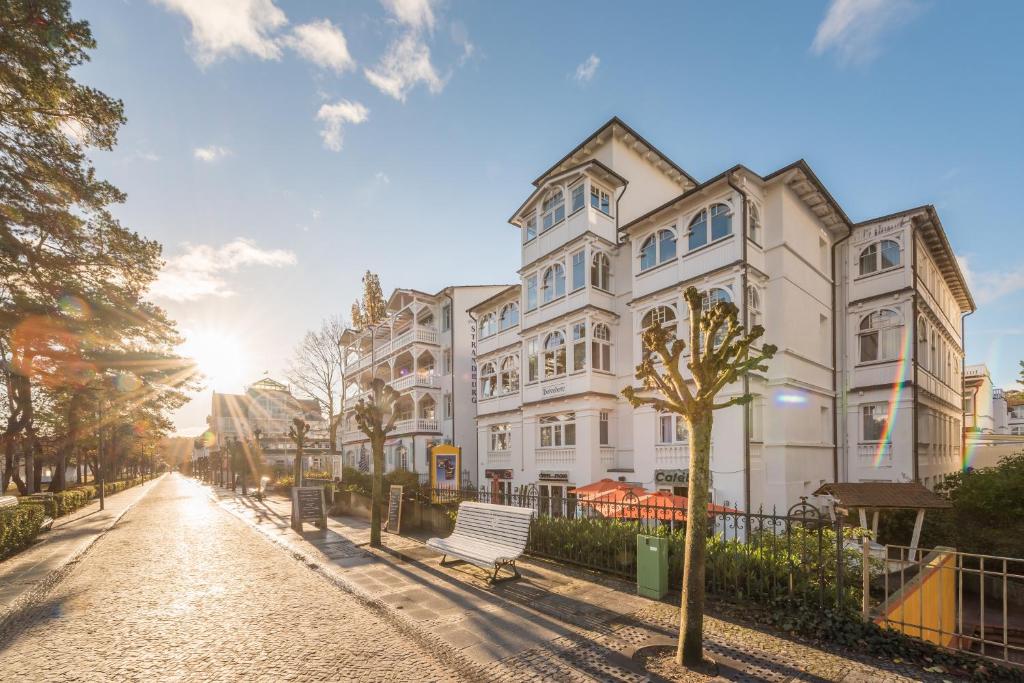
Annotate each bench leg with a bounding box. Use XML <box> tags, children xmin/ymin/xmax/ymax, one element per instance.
<box><xmin>439</xmin><ymin>555</ymin><xmax>462</xmax><ymax>567</ymax></box>
<box><xmin>490</xmin><ymin>560</ymin><xmax>521</xmax><ymax>584</ymax></box>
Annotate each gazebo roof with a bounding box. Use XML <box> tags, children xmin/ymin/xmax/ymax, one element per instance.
<box><xmin>814</xmin><ymin>482</ymin><xmax>952</xmax><ymax>510</ymax></box>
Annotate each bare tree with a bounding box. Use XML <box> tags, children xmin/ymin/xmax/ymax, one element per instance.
<box><xmin>353</xmin><ymin>378</ymin><xmax>398</xmax><ymax>548</ymax></box>
<box><xmin>288</xmin><ymin>316</ymin><xmax>345</xmax><ymax>453</ymax></box>
<box><xmin>288</xmin><ymin>417</ymin><xmax>310</xmax><ymax>487</ymax></box>
<box><xmin>622</xmin><ymin>286</ymin><xmax>776</xmax><ymax>668</ymax></box>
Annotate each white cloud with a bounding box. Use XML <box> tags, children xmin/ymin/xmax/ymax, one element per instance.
<box><xmin>450</xmin><ymin>21</ymin><xmax>475</xmax><ymax>65</ymax></box>
<box><xmin>283</xmin><ymin>19</ymin><xmax>355</xmax><ymax>73</ymax></box>
<box><xmin>315</xmin><ymin>100</ymin><xmax>369</xmax><ymax>152</ymax></box>
<box><xmin>381</xmin><ymin>0</ymin><xmax>435</xmax><ymax>32</ymax></box>
<box><xmin>811</xmin><ymin>0</ymin><xmax>920</xmax><ymax>65</ymax></box>
<box><xmin>151</xmin><ymin>238</ymin><xmax>297</xmax><ymax>302</ymax></box>
<box><xmin>154</xmin><ymin>0</ymin><xmax>287</xmax><ymax>65</ymax></box>
<box><xmin>364</xmin><ymin>32</ymin><xmax>444</xmax><ymax>102</ymax></box>
<box><xmin>957</xmin><ymin>255</ymin><xmax>1024</xmax><ymax>306</ymax></box>
<box><xmin>193</xmin><ymin>145</ymin><xmax>231</xmax><ymax>162</ymax></box>
<box><xmin>374</xmin><ymin>171</ymin><xmax>390</xmax><ymax>185</ymax></box>
<box><xmin>574</xmin><ymin>54</ymin><xmax>600</xmax><ymax>83</ymax></box>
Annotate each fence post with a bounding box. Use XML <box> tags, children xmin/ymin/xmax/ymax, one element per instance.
<box><xmin>835</xmin><ymin>507</ymin><xmax>845</xmax><ymax>610</ymax></box>
<box><xmin>862</xmin><ymin>535</ymin><xmax>871</xmax><ymax>621</ymax></box>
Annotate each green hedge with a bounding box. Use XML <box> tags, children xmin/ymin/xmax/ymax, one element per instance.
<box><xmin>0</xmin><ymin>503</ymin><xmax>45</xmax><ymax>560</ymax></box>
<box><xmin>27</xmin><ymin>478</ymin><xmax>145</xmax><ymax>519</ymax></box>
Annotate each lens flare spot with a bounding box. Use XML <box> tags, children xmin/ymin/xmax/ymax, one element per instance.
<box><xmin>58</xmin><ymin>294</ymin><xmax>90</xmax><ymax>319</ymax></box>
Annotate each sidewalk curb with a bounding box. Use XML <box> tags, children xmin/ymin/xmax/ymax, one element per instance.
<box><xmin>0</xmin><ymin>475</ymin><xmax>164</xmax><ymax>635</ymax></box>
<box><xmin>208</xmin><ymin>482</ymin><xmax>499</xmax><ymax>682</ymax></box>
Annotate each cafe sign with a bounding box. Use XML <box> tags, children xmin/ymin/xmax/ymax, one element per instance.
<box><xmin>539</xmin><ymin>470</ymin><xmax>569</xmax><ymax>482</ymax></box>
<box><xmin>654</xmin><ymin>469</ymin><xmax>689</xmax><ymax>486</ymax></box>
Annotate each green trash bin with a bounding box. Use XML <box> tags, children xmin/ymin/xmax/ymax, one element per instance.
<box><xmin>636</xmin><ymin>534</ymin><xmax>668</xmax><ymax>599</ymax></box>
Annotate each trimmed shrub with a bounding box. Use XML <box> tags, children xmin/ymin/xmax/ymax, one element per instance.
<box><xmin>33</xmin><ymin>478</ymin><xmax>144</xmax><ymax>519</ymax></box>
<box><xmin>1</xmin><ymin>503</ymin><xmax>45</xmax><ymax>560</ymax></box>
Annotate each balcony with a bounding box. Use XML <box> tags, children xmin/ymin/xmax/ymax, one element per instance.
<box><xmin>392</xmin><ymin>418</ymin><xmax>440</xmax><ymax>434</ymax></box>
<box><xmin>655</xmin><ymin>444</ymin><xmax>688</xmax><ymax>467</ymax></box>
<box><xmin>600</xmin><ymin>447</ymin><xmax>615</xmax><ymax>467</ymax></box>
<box><xmin>390</xmin><ymin>373</ymin><xmax>440</xmax><ymax>391</ymax></box>
<box><xmin>857</xmin><ymin>442</ymin><xmax>892</xmax><ymax>465</ymax></box>
<box><xmin>486</xmin><ymin>451</ymin><xmax>512</xmax><ymax>468</ymax></box>
<box><xmin>345</xmin><ymin>325</ymin><xmax>439</xmax><ymax>372</ymax></box>
<box><xmin>536</xmin><ymin>447</ymin><xmax>575</xmax><ymax>465</ymax></box>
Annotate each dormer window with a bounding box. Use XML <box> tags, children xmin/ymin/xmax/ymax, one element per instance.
<box><xmin>591</xmin><ymin>185</ymin><xmax>611</xmax><ymax>215</ymax></box>
<box><xmin>542</xmin><ymin>189</ymin><xmax>565</xmax><ymax>231</ymax></box>
<box><xmin>859</xmin><ymin>239</ymin><xmax>901</xmax><ymax>276</ymax></box>
<box><xmin>524</xmin><ymin>213</ymin><xmax>537</xmax><ymax>243</ymax></box>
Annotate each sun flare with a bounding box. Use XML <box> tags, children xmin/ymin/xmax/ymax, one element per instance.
<box><xmin>179</xmin><ymin>328</ymin><xmax>249</xmax><ymax>393</ymax></box>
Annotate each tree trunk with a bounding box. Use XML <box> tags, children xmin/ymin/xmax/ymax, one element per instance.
<box><xmin>23</xmin><ymin>434</ymin><xmax>35</xmax><ymax>495</ymax></box>
<box><xmin>369</xmin><ymin>435</ymin><xmax>384</xmax><ymax>548</ymax></box>
<box><xmin>2</xmin><ymin>438</ymin><xmax>14</xmax><ymax>493</ymax></box>
<box><xmin>677</xmin><ymin>411</ymin><xmax>713</xmax><ymax>668</ymax></box>
<box><xmin>292</xmin><ymin>446</ymin><xmax>302</xmax><ymax>487</ymax></box>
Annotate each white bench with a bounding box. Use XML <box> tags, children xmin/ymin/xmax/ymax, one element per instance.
<box><xmin>426</xmin><ymin>501</ymin><xmax>534</xmax><ymax>583</ymax></box>
<box><xmin>0</xmin><ymin>495</ymin><xmax>17</xmax><ymax>509</ymax></box>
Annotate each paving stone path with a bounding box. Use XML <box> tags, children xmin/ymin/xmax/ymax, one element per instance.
<box><xmin>0</xmin><ymin>474</ymin><xmax>460</xmax><ymax>682</ymax></box>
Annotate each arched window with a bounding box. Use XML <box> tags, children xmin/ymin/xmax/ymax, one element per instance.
<box><xmin>917</xmin><ymin>317</ymin><xmax>929</xmax><ymax>371</ymax></box>
<box><xmin>710</xmin><ymin>203</ymin><xmax>733</xmax><ymax>241</ymax></box>
<box><xmin>478</xmin><ymin>312</ymin><xmax>496</xmax><ymax>338</ymax></box>
<box><xmin>541</xmin><ymin>188</ymin><xmax>565</xmax><ymax>231</ymax></box>
<box><xmin>748</xmin><ymin>200</ymin><xmax>762</xmax><ymax>244</ymax></box>
<box><xmin>702</xmin><ymin>287</ymin><xmax>733</xmax><ymax>311</ymax></box>
<box><xmin>859</xmin><ymin>309</ymin><xmax>903</xmax><ymax>363</ymax></box>
<box><xmin>859</xmin><ymin>239</ymin><xmax>901</xmax><ymax>275</ymax></box>
<box><xmin>542</xmin><ymin>264</ymin><xmax>565</xmax><ymax>303</ymax></box>
<box><xmin>500</xmin><ymin>355</ymin><xmax>519</xmax><ymax>394</ymax></box>
<box><xmin>930</xmin><ymin>329</ymin><xmax>938</xmax><ymax>373</ymax></box>
<box><xmin>480</xmin><ymin>362</ymin><xmax>496</xmax><ymax>398</ymax></box>
<box><xmin>499</xmin><ymin>302</ymin><xmax>519</xmax><ymax>331</ymax></box>
<box><xmin>688</xmin><ymin>210</ymin><xmax>708</xmax><ymax>251</ymax></box>
<box><xmin>591</xmin><ymin>252</ymin><xmax>611</xmax><ymax>291</ymax></box>
<box><xmin>543</xmin><ymin>331</ymin><xmax>566</xmax><ymax>378</ymax></box>
<box><xmin>592</xmin><ymin>323</ymin><xmax>611</xmax><ymax>372</ymax></box>
<box><xmin>747</xmin><ymin>286</ymin><xmax>762</xmax><ymax>328</ymax></box>
<box><xmin>641</xmin><ymin>305</ymin><xmax>677</xmax><ymax>335</ymax></box>
<box><xmin>639</xmin><ymin>228</ymin><xmax>677</xmax><ymax>271</ymax></box>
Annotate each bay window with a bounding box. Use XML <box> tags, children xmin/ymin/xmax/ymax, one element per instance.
<box><xmin>542</xmin><ymin>264</ymin><xmax>565</xmax><ymax>303</ymax></box>
<box><xmin>539</xmin><ymin>412</ymin><xmax>576</xmax><ymax>447</ymax></box>
<box><xmin>571</xmin><ymin>321</ymin><xmax>586</xmax><ymax>371</ymax></box>
<box><xmin>524</xmin><ymin>213</ymin><xmax>537</xmax><ymax>242</ymax></box>
<box><xmin>499</xmin><ymin>302</ymin><xmax>519</xmax><ymax>330</ymax></box>
<box><xmin>542</xmin><ymin>188</ymin><xmax>565</xmax><ymax>231</ymax></box>
<box><xmin>639</xmin><ymin>228</ymin><xmax>677</xmax><ymax>271</ymax></box>
<box><xmin>858</xmin><ymin>309</ymin><xmax>902</xmax><ymax>363</ymax></box>
<box><xmin>592</xmin><ymin>323</ymin><xmax>612</xmax><ymax>371</ymax></box>
<box><xmin>591</xmin><ymin>184</ymin><xmax>611</xmax><ymax>214</ymax></box>
<box><xmin>591</xmin><ymin>252</ymin><xmax>611</xmax><ymax>291</ymax></box>
<box><xmin>500</xmin><ymin>355</ymin><xmax>519</xmax><ymax>393</ymax></box>
<box><xmin>571</xmin><ymin>250</ymin><xmax>585</xmax><ymax>291</ymax></box>
<box><xmin>525</xmin><ymin>274</ymin><xmax>537</xmax><ymax>311</ymax></box>
<box><xmin>570</xmin><ymin>182</ymin><xmax>585</xmax><ymax>213</ymax></box>
<box><xmin>526</xmin><ymin>337</ymin><xmax>539</xmax><ymax>382</ymax></box>
<box><xmin>543</xmin><ymin>331</ymin><xmax>566</xmax><ymax>377</ymax></box>
<box><xmin>859</xmin><ymin>239</ymin><xmax>901</xmax><ymax>276</ymax></box>
<box><xmin>480</xmin><ymin>362</ymin><xmax>496</xmax><ymax>399</ymax></box>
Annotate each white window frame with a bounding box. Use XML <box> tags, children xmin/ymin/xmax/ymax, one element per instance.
<box><xmin>858</xmin><ymin>239</ymin><xmax>901</xmax><ymax>276</ymax></box>
<box><xmin>499</xmin><ymin>302</ymin><xmax>519</xmax><ymax>331</ymax></box>
<box><xmin>571</xmin><ymin>321</ymin><xmax>586</xmax><ymax>372</ymax></box>
<box><xmin>542</xmin><ymin>263</ymin><xmax>565</xmax><ymax>304</ymax></box>
<box><xmin>599</xmin><ymin>411</ymin><xmax>610</xmax><ymax>445</ymax></box>
<box><xmin>591</xmin><ymin>184</ymin><xmax>611</xmax><ymax>215</ymax></box>
<box><xmin>500</xmin><ymin>355</ymin><xmax>519</xmax><ymax>394</ymax></box>
<box><xmin>543</xmin><ymin>331</ymin><xmax>566</xmax><ymax>378</ymax></box>
<box><xmin>658</xmin><ymin>414</ymin><xmax>688</xmax><ymax>444</ymax></box>
<box><xmin>480</xmin><ymin>362</ymin><xmax>497</xmax><ymax>399</ymax></box>
<box><xmin>523</xmin><ymin>212</ymin><xmax>537</xmax><ymax>243</ymax></box>
<box><xmin>571</xmin><ymin>250</ymin><xmax>586</xmax><ymax>291</ymax></box>
<box><xmin>861</xmin><ymin>404</ymin><xmax>889</xmax><ymax>443</ymax></box>
<box><xmin>541</xmin><ymin>188</ymin><xmax>565</xmax><ymax>231</ymax></box>
<box><xmin>591</xmin><ymin>252</ymin><xmax>611</xmax><ymax>292</ymax></box>
<box><xmin>539</xmin><ymin>412</ymin><xmax>576</xmax><ymax>448</ymax></box>
<box><xmin>489</xmin><ymin>423</ymin><xmax>512</xmax><ymax>452</ymax></box>
<box><xmin>525</xmin><ymin>274</ymin><xmax>538</xmax><ymax>311</ymax></box>
<box><xmin>592</xmin><ymin>323</ymin><xmax>612</xmax><ymax>372</ymax></box>
<box><xmin>526</xmin><ymin>337</ymin><xmax>539</xmax><ymax>383</ymax></box>
<box><xmin>570</xmin><ymin>181</ymin><xmax>585</xmax><ymax>213</ymax></box>
<box><xmin>858</xmin><ymin>308</ymin><xmax>903</xmax><ymax>364</ymax></box>
<box><xmin>639</xmin><ymin>227</ymin><xmax>677</xmax><ymax>271</ymax></box>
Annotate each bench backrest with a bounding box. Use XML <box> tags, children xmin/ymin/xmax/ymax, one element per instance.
<box><xmin>0</xmin><ymin>495</ymin><xmax>18</xmax><ymax>509</ymax></box>
<box><xmin>453</xmin><ymin>502</ymin><xmax>534</xmax><ymax>552</ymax></box>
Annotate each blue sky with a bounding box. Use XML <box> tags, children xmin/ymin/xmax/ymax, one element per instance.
<box><xmin>70</xmin><ymin>0</ymin><xmax>1024</xmax><ymax>435</ymax></box>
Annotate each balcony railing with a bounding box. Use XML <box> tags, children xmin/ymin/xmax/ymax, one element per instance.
<box><xmin>392</xmin><ymin>418</ymin><xmax>440</xmax><ymax>434</ymax></box>
<box><xmin>536</xmin><ymin>447</ymin><xmax>575</xmax><ymax>465</ymax></box>
<box><xmin>344</xmin><ymin>326</ymin><xmax>440</xmax><ymax>372</ymax></box>
<box><xmin>486</xmin><ymin>451</ymin><xmax>512</xmax><ymax>467</ymax></box>
<box><xmin>600</xmin><ymin>446</ymin><xmax>615</xmax><ymax>467</ymax></box>
<box><xmin>857</xmin><ymin>442</ymin><xmax>892</xmax><ymax>464</ymax></box>
<box><xmin>655</xmin><ymin>443</ymin><xmax>688</xmax><ymax>466</ymax></box>
<box><xmin>344</xmin><ymin>374</ymin><xmax>440</xmax><ymax>408</ymax></box>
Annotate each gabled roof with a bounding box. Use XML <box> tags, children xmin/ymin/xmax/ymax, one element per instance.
<box><xmin>531</xmin><ymin>117</ymin><xmax>698</xmax><ymax>190</ymax></box>
<box><xmin>509</xmin><ymin>159</ymin><xmax>627</xmax><ymax>225</ymax></box>
<box><xmin>468</xmin><ymin>284</ymin><xmax>521</xmax><ymax>314</ymax></box>
<box><xmin>814</xmin><ymin>482</ymin><xmax>952</xmax><ymax>509</ymax></box>
<box><xmin>248</xmin><ymin>377</ymin><xmax>288</xmax><ymax>392</ymax></box>
<box><xmin>855</xmin><ymin>205</ymin><xmax>975</xmax><ymax>312</ymax></box>
<box><xmin>619</xmin><ymin>160</ymin><xmax>851</xmax><ymax>236</ymax></box>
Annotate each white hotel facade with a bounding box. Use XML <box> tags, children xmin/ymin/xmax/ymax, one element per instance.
<box><xmin>338</xmin><ymin>286</ymin><xmax>509</xmax><ymax>482</ymax></box>
<box><xmin>470</xmin><ymin>118</ymin><xmax>974</xmax><ymax>512</ymax></box>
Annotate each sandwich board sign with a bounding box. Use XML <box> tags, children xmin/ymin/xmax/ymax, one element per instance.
<box><xmin>291</xmin><ymin>486</ymin><xmax>326</xmax><ymax>532</ymax></box>
<box><xmin>384</xmin><ymin>485</ymin><xmax>403</xmax><ymax>534</ymax></box>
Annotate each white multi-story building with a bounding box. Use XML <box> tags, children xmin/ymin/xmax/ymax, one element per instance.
<box><xmin>472</xmin><ymin>117</ymin><xmax>974</xmax><ymax>511</ymax></box>
<box><xmin>964</xmin><ymin>364</ymin><xmax>996</xmax><ymax>433</ymax></box>
<box><xmin>338</xmin><ymin>285</ymin><xmax>510</xmax><ymax>485</ymax></box>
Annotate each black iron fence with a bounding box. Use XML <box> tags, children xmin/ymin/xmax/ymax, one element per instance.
<box><xmin>408</xmin><ymin>486</ymin><xmax>861</xmax><ymax>611</ymax></box>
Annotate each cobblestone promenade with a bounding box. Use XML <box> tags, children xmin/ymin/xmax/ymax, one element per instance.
<box><xmin>0</xmin><ymin>474</ymin><xmax>460</xmax><ymax>682</ymax></box>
